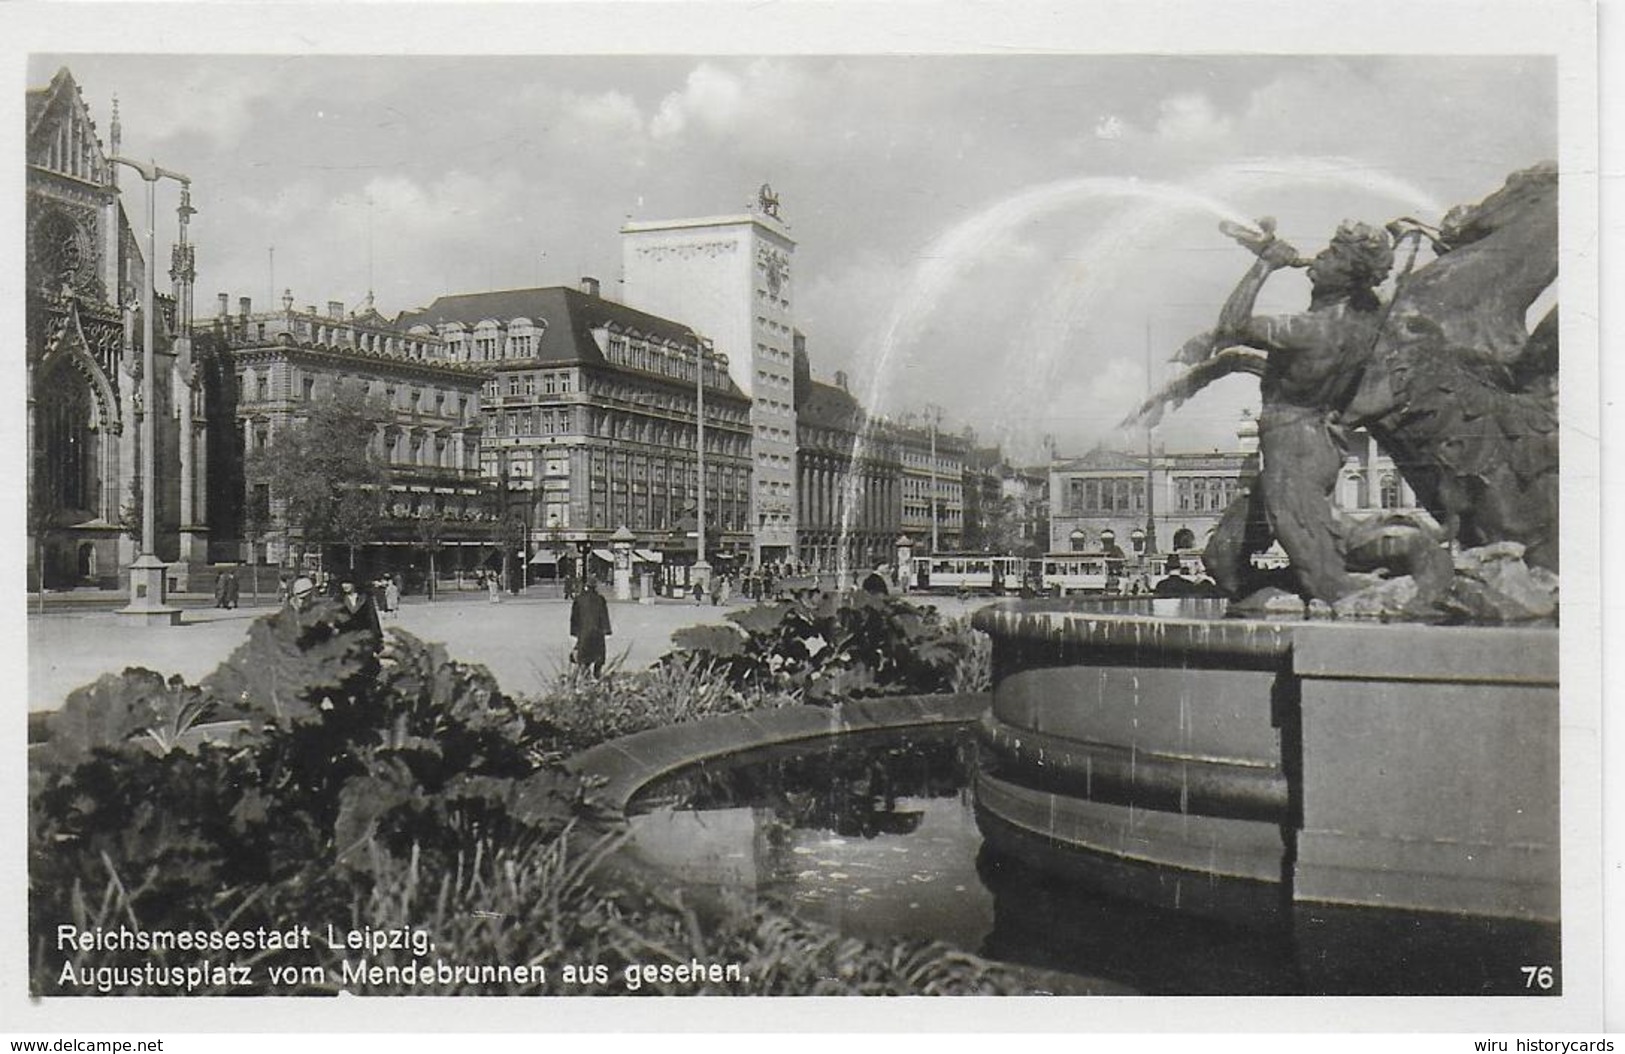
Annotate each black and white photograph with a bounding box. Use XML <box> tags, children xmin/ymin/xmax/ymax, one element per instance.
<box><xmin>3</xmin><ymin>0</ymin><xmax>1609</xmax><ymax>1042</ymax></box>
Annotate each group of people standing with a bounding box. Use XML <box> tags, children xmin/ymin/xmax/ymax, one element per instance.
<box><xmin>212</xmin><ymin>569</ymin><xmax>241</xmax><ymax>609</ymax></box>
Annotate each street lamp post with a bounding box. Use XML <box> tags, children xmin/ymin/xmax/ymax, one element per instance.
<box><xmin>692</xmin><ymin>334</ymin><xmax>712</xmax><ymax>592</ymax></box>
<box><xmin>113</xmin><ymin>156</ymin><xmax>188</xmax><ymax>626</ymax></box>
<box><xmin>925</xmin><ymin>403</ymin><xmax>943</xmax><ymax>556</ymax></box>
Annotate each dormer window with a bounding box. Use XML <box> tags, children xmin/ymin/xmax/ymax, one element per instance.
<box><xmin>508</xmin><ymin>318</ymin><xmax>535</xmax><ymax>358</ymax></box>
<box><xmin>474</xmin><ymin>320</ymin><xmax>501</xmax><ymax>361</ymax></box>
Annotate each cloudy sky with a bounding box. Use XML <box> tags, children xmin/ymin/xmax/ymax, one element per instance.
<box><xmin>33</xmin><ymin>50</ymin><xmax>1556</xmax><ymax>458</ymax></box>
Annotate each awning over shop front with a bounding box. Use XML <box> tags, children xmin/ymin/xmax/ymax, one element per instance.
<box><xmin>529</xmin><ymin>548</ymin><xmax>559</xmax><ymax>565</ymax></box>
<box><xmin>633</xmin><ymin>549</ymin><xmax>664</xmax><ymax>564</ymax></box>
<box><xmin>590</xmin><ymin>549</ymin><xmax>615</xmax><ymax>563</ymax></box>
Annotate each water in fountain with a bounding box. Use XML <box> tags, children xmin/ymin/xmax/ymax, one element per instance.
<box><xmin>830</xmin><ymin>158</ymin><xmax>1446</xmax><ymax>585</ymax></box>
<box><xmin>828</xmin><ymin>175</ymin><xmax>1255</xmax><ymax>586</ymax></box>
<box><xmin>990</xmin><ymin>156</ymin><xmax>1446</xmax><ymax>454</ymax></box>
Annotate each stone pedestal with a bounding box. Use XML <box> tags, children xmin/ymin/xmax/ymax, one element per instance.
<box><xmin>118</xmin><ymin>553</ymin><xmax>182</xmax><ymax>626</ymax></box>
<box><xmin>972</xmin><ymin>599</ymin><xmax>1559</xmax><ymax>927</ymax></box>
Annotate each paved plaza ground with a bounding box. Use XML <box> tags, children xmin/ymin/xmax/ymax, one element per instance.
<box><xmin>25</xmin><ymin>588</ymin><xmax>988</xmax><ymax>713</ymax></box>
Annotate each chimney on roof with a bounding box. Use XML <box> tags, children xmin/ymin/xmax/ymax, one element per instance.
<box><xmin>834</xmin><ymin>369</ymin><xmax>848</xmax><ymax>392</ymax></box>
<box><xmin>238</xmin><ymin>296</ymin><xmax>251</xmax><ymax>319</ymax></box>
<box><xmin>328</xmin><ymin>300</ymin><xmax>345</xmax><ymax>319</ymax></box>
<box><xmin>216</xmin><ymin>293</ymin><xmax>229</xmax><ymax>318</ymax></box>
<box><xmin>580</xmin><ymin>276</ymin><xmax>600</xmax><ymax>297</ymax></box>
<box><xmin>306</xmin><ymin>305</ymin><xmax>318</xmax><ymax>316</ymax></box>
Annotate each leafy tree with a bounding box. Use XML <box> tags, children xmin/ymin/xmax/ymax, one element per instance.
<box><xmin>247</xmin><ymin>388</ymin><xmax>390</xmax><ymax>571</ymax></box>
<box><xmin>28</xmin><ymin>496</ymin><xmax>71</xmax><ymax>610</ymax></box>
<box><xmin>414</xmin><ymin>509</ymin><xmax>449</xmax><ymax>599</ymax></box>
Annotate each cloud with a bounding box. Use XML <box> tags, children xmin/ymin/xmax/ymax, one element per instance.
<box><xmin>562</xmin><ymin>90</ymin><xmax>645</xmax><ymax>141</ymax></box>
<box><xmin>1155</xmin><ymin>93</ymin><xmax>1233</xmax><ymax>142</ymax></box>
<box><xmin>651</xmin><ymin>63</ymin><xmax>746</xmax><ymax>140</ymax></box>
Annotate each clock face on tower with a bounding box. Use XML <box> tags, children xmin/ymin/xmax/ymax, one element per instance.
<box><xmin>764</xmin><ymin>250</ymin><xmax>790</xmax><ymax>297</ymax></box>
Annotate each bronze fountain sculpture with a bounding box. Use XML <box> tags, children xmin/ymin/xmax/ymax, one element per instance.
<box><xmin>1128</xmin><ymin>162</ymin><xmax>1558</xmax><ymax>620</ymax></box>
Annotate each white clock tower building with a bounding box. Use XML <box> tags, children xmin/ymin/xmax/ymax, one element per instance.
<box><xmin>620</xmin><ymin>191</ymin><xmax>798</xmax><ymax>564</ymax></box>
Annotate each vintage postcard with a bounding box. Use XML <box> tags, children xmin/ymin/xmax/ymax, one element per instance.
<box><xmin>1</xmin><ymin>0</ymin><xmax>1606</xmax><ymax>1040</ymax></box>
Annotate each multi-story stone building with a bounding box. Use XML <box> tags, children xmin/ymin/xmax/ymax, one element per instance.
<box><xmin>200</xmin><ymin>291</ymin><xmax>490</xmax><ymax>575</ymax></box>
<box><xmin>1050</xmin><ymin>414</ymin><xmax>1420</xmax><ymax>556</ymax></box>
<box><xmin>395</xmin><ymin>281</ymin><xmax>754</xmax><ymax>580</ymax></box>
<box><xmin>962</xmin><ymin>444</ymin><xmax>1048</xmax><ymax>557</ymax></box>
<box><xmin>893</xmin><ymin>415</ymin><xmax>966</xmax><ymax>554</ymax></box>
<box><xmin>792</xmin><ymin>338</ymin><xmax>901</xmax><ymax>573</ymax></box>
<box><xmin>26</xmin><ymin>67</ymin><xmax>207</xmax><ymax>591</ymax></box>
<box><xmin>620</xmin><ymin>191</ymin><xmax>799</xmax><ymax>564</ymax></box>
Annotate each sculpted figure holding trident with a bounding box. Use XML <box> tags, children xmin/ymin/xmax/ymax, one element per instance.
<box><xmin>1170</xmin><ymin>217</ymin><xmax>1399</xmax><ymax>602</ymax></box>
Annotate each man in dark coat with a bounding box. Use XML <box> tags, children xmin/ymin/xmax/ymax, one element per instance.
<box><xmin>336</xmin><ymin>577</ymin><xmax>383</xmax><ymax>644</ymax></box>
<box><xmin>569</xmin><ymin>576</ymin><xmax>612</xmax><ymax>677</ymax></box>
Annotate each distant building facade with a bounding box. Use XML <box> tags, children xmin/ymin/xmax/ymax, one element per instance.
<box><xmin>26</xmin><ymin>68</ymin><xmax>206</xmax><ymax>590</ymax></box>
<box><xmin>962</xmin><ymin>444</ymin><xmax>1048</xmax><ymax>556</ymax></box>
<box><xmin>1050</xmin><ymin>415</ymin><xmax>1420</xmax><ymax>556</ymax></box>
<box><xmin>792</xmin><ymin>338</ymin><xmax>901</xmax><ymax>573</ymax></box>
<box><xmin>620</xmin><ymin>197</ymin><xmax>799</xmax><ymax>563</ymax></box>
<box><xmin>200</xmin><ymin>291</ymin><xmax>489</xmax><ymax>573</ymax></box>
<box><xmin>396</xmin><ymin>282</ymin><xmax>755</xmax><ymax>576</ymax></box>
<box><xmin>894</xmin><ymin>418</ymin><xmax>966</xmax><ymax>554</ymax></box>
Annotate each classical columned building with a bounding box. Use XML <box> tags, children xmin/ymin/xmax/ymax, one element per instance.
<box><xmin>1049</xmin><ymin>415</ymin><xmax>1420</xmax><ymax>556</ymax></box>
<box><xmin>395</xmin><ymin>282</ymin><xmax>754</xmax><ymax>580</ymax></box>
<box><xmin>200</xmin><ymin>291</ymin><xmax>489</xmax><ymax>574</ymax></box>
<box><xmin>792</xmin><ymin>342</ymin><xmax>901</xmax><ymax>574</ymax></box>
<box><xmin>620</xmin><ymin>190</ymin><xmax>799</xmax><ymax>564</ymax></box>
<box><xmin>26</xmin><ymin>68</ymin><xmax>205</xmax><ymax>590</ymax></box>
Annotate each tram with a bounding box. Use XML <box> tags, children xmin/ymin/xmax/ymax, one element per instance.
<box><xmin>912</xmin><ymin>553</ymin><xmax>1028</xmax><ymax>595</ymax></box>
<box><xmin>1039</xmin><ymin>553</ymin><xmax>1115</xmax><ymax>595</ymax></box>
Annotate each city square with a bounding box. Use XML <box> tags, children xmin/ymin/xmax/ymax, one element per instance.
<box><xmin>11</xmin><ymin>19</ymin><xmax>1600</xmax><ymax>1035</ymax></box>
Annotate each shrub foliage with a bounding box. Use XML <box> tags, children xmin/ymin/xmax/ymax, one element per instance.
<box><xmin>667</xmin><ymin>590</ymin><xmax>989</xmax><ymax>702</ymax></box>
<box><xmin>29</xmin><ymin>595</ymin><xmax>1011</xmax><ymax>997</ymax></box>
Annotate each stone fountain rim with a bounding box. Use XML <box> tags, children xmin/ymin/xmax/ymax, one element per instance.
<box><xmin>566</xmin><ymin>692</ymin><xmax>988</xmax><ymax>817</ymax></box>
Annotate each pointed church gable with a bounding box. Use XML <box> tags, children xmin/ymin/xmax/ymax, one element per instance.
<box><xmin>27</xmin><ymin>68</ymin><xmax>113</xmax><ymax>186</ymax></box>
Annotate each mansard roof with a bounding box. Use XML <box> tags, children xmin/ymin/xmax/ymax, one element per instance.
<box><xmin>397</xmin><ymin>285</ymin><xmax>747</xmax><ymax>398</ymax></box>
<box><xmin>797</xmin><ymin>378</ymin><xmax>864</xmax><ymax>432</ymax></box>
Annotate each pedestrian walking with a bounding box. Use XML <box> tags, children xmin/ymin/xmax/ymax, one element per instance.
<box><xmin>337</xmin><ymin>577</ymin><xmax>383</xmax><ymax>643</ymax></box>
<box><xmin>213</xmin><ymin>570</ymin><xmax>230</xmax><ymax>609</ymax></box>
<box><xmin>569</xmin><ymin>576</ymin><xmax>612</xmax><ymax>678</ymax></box>
<box><xmin>224</xmin><ymin>570</ymin><xmax>240</xmax><ymax>609</ymax></box>
<box><xmin>384</xmin><ymin>575</ymin><xmax>401</xmax><ymax>618</ymax></box>
<box><xmin>692</xmin><ymin>579</ymin><xmax>705</xmax><ymax>605</ymax></box>
<box><xmin>487</xmin><ymin>570</ymin><xmax>501</xmax><ymax>603</ymax></box>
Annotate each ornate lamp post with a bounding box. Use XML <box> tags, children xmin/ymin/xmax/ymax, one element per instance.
<box><xmin>113</xmin><ymin>156</ymin><xmax>188</xmax><ymax>625</ymax></box>
<box><xmin>610</xmin><ymin>524</ymin><xmax>636</xmax><ymax>601</ymax></box>
<box><xmin>689</xmin><ymin>333</ymin><xmax>713</xmax><ymax>592</ymax></box>
<box><xmin>895</xmin><ymin>533</ymin><xmax>914</xmax><ymax>593</ymax></box>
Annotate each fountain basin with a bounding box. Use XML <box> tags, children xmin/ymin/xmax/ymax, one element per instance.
<box><xmin>971</xmin><ymin>599</ymin><xmax>1559</xmax><ymax>927</ymax></box>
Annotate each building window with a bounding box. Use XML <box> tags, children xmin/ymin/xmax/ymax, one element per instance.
<box><xmin>302</xmin><ymin>377</ymin><xmax>315</xmax><ymax>401</ymax></box>
<box><xmin>474</xmin><ymin>321</ymin><xmax>501</xmax><ymax>361</ymax></box>
<box><xmin>1380</xmin><ymin>474</ymin><xmax>1400</xmax><ymax>509</ymax></box>
<box><xmin>255</xmin><ymin>374</ymin><xmax>268</xmax><ymax>402</ymax></box>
